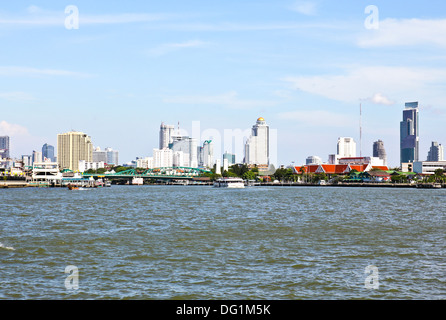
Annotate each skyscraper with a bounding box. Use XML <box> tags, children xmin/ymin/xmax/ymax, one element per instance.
<box><xmin>427</xmin><ymin>141</ymin><xmax>444</xmax><ymax>161</ymax></box>
<box><xmin>373</xmin><ymin>140</ymin><xmax>387</xmax><ymax>166</ymax></box>
<box><xmin>400</xmin><ymin>102</ymin><xmax>419</xmax><ymax>165</ymax></box>
<box><xmin>244</xmin><ymin>117</ymin><xmax>269</xmax><ymax>166</ymax></box>
<box><xmin>57</xmin><ymin>131</ymin><xmax>93</xmax><ymax>171</ymax></box>
<box><xmin>0</xmin><ymin>136</ymin><xmax>10</xmax><ymax>159</ymax></box>
<box><xmin>337</xmin><ymin>137</ymin><xmax>356</xmax><ymax>158</ymax></box>
<box><xmin>42</xmin><ymin>143</ymin><xmax>55</xmax><ymax>162</ymax></box>
<box><xmin>159</xmin><ymin>122</ymin><xmax>175</xmax><ymax>149</ymax></box>
<box><xmin>198</xmin><ymin>140</ymin><xmax>214</xmax><ymax>168</ymax></box>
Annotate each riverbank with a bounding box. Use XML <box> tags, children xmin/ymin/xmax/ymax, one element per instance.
<box><xmin>1</xmin><ymin>180</ymin><xmax>444</xmax><ymax>189</ymax></box>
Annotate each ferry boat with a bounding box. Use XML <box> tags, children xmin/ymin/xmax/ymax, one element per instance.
<box><xmin>213</xmin><ymin>177</ymin><xmax>245</xmax><ymax>188</ymax></box>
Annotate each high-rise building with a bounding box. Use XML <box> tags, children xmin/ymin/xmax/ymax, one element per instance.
<box><xmin>0</xmin><ymin>136</ymin><xmax>10</xmax><ymax>159</ymax></box>
<box><xmin>223</xmin><ymin>152</ymin><xmax>236</xmax><ymax>166</ymax></box>
<box><xmin>170</xmin><ymin>135</ymin><xmax>198</xmax><ymax>168</ymax></box>
<box><xmin>244</xmin><ymin>117</ymin><xmax>269</xmax><ymax>166</ymax></box>
<box><xmin>400</xmin><ymin>102</ymin><xmax>419</xmax><ymax>165</ymax></box>
<box><xmin>32</xmin><ymin>150</ymin><xmax>42</xmax><ymax>164</ymax></box>
<box><xmin>427</xmin><ymin>141</ymin><xmax>444</xmax><ymax>161</ymax></box>
<box><xmin>373</xmin><ymin>140</ymin><xmax>387</xmax><ymax>166</ymax></box>
<box><xmin>306</xmin><ymin>156</ymin><xmax>322</xmax><ymax>165</ymax></box>
<box><xmin>159</xmin><ymin>122</ymin><xmax>175</xmax><ymax>149</ymax></box>
<box><xmin>153</xmin><ymin>148</ymin><xmax>173</xmax><ymax>168</ymax></box>
<box><xmin>93</xmin><ymin>147</ymin><xmax>107</xmax><ymax>163</ymax></box>
<box><xmin>57</xmin><ymin>131</ymin><xmax>93</xmax><ymax>171</ymax></box>
<box><xmin>337</xmin><ymin>137</ymin><xmax>356</xmax><ymax>158</ymax></box>
<box><xmin>105</xmin><ymin>147</ymin><xmax>119</xmax><ymax>165</ymax></box>
<box><xmin>198</xmin><ymin>140</ymin><xmax>214</xmax><ymax>168</ymax></box>
<box><xmin>42</xmin><ymin>143</ymin><xmax>55</xmax><ymax>162</ymax></box>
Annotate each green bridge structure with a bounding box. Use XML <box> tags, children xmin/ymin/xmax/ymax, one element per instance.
<box><xmin>81</xmin><ymin>166</ymin><xmax>212</xmax><ymax>181</ymax></box>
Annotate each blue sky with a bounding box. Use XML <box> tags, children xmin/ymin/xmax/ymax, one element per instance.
<box><xmin>1</xmin><ymin>1</ymin><xmax>446</xmax><ymax>167</ymax></box>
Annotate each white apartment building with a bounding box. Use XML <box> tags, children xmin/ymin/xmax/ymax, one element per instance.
<box><xmin>244</xmin><ymin>117</ymin><xmax>269</xmax><ymax>166</ymax></box>
<box><xmin>337</xmin><ymin>137</ymin><xmax>356</xmax><ymax>158</ymax></box>
<box><xmin>153</xmin><ymin>148</ymin><xmax>173</xmax><ymax>168</ymax></box>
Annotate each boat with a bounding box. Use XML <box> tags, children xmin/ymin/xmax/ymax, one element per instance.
<box><xmin>213</xmin><ymin>177</ymin><xmax>245</xmax><ymax>188</ymax></box>
<box><xmin>67</xmin><ymin>184</ymin><xmax>79</xmax><ymax>190</ymax></box>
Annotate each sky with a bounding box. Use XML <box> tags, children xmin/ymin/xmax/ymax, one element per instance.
<box><xmin>1</xmin><ymin>0</ymin><xmax>445</xmax><ymax>168</ymax></box>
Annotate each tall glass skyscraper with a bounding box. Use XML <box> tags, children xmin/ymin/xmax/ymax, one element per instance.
<box><xmin>400</xmin><ymin>102</ymin><xmax>419</xmax><ymax>165</ymax></box>
<box><xmin>42</xmin><ymin>143</ymin><xmax>55</xmax><ymax>162</ymax></box>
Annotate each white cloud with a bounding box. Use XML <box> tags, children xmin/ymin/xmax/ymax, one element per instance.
<box><xmin>163</xmin><ymin>91</ymin><xmax>277</xmax><ymax>109</ymax></box>
<box><xmin>358</xmin><ymin>18</ymin><xmax>446</xmax><ymax>48</ymax></box>
<box><xmin>282</xmin><ymin>66</ymin><xmax>446</xmax><ymax>105</ymax></box>
<box><xmin>147</xmin><ymin>40</ymin><xmax>208</xmax><ymax>57</ymax></box>
<box><xmin>290</xmin><ymin>1</ymin><xmax>318</xmax><ymax>16</ymax></box>
<box><xmin>363</xmin><ymin>93</ymin><xmax>395</xmax><ymax>106</ymax></box>
<box><xmin>0</xmin><ymin>121</ymin><xmax>29</xmax><ymax>136</ymax></box>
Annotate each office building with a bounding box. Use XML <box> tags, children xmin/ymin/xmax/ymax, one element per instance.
<box><xmin>159</xmin><ymin>122</ymin><xmax>175</xmax><ymax>149</ymax></box>
<box><xmin>42</xmin><ymin>143</ymin><xmax>55</xmax><ymax>162</ymax></box>
<box><xmin>337</xmin><ymin>137</ymin><xmax>356</xmax><ymax>158</ymax></box>
<box><xmin>105</xmin><ymin>147</ymin><xmax>119</xmax><ymax>165</ymax></box>
<box><xmin>244</xmin><ymin>117</ymin><xmax>269</xmax><ymax>166</ymax></box>
<box><xmin>400</xmin><ymin>102</ymin><xmax>419</xmax><ymax>165</ymax></box>
<box><xmin>413</xmin><ymin>161</ymin><xmax>446</xmax><ymax>175</ymax></box>
<box><xmin>93</xmin><ymin>147</ymin><xmax>107</xmax><ymax>163</ymax></box>
<box><xmin>373</xmin><ymin>140</ymin><xmax>387</xmax><ymax>166</ymax></box>
<box><xmin>57</xmin><ymin>131</ymin><xmax>93</xmax><ymax>171</ymax></box>
<box><xmin>32</xmin><ymin>150</ymin><xmax>42</xmax><ymax>164</ymax></box>
<box><xmin>223</xmin><ymin>152</ymin><xmax>236</xmax><ymax>166</ymax></box>
<box><xmin>427</xmin><ymin>141</ymin><xmax>444</xmax><ymax>162</ymax></box>
<box><xmin>306</xmin><ymin>156</ymin><xmax>322</xmax><ymax>166</ymax></box>
<box><xmin>170</xmin><ymin>135</ymin><xmax>198</xmax><ymax>168</ymax></box>
<box><xmin>198</xmin><ymin>140</ymin><xmax>214</xmax><ymax>168</ymax></box>
<box><xmin>153</xmin><ymin>148</ymin><xmax>173</xmax><ymax>168</ymax></box>
<box><xmin>0</xmin><ymin>136</ymin><xmax>10</xmax><ymax>159</ymax></box>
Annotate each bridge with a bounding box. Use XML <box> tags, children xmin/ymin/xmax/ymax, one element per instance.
<box><xmin>82</xmin><ymin>166</ymin><xmax>212</xmax><ymax>180</ymax></box>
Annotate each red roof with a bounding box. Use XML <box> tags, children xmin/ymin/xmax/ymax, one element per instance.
<box><xmin>371</xmin><ymin>166</ymin><xmax>389</xmax><ymax>171</ymax></box>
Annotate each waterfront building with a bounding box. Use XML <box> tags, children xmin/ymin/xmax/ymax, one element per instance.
<box><xmin>244</xmin><ymin>117</ymin><xmax>269</xmax><ymax>166</ymax></box>
<box><xmin>153</xmin><ymin>148</ymin><xmax>173</xmax><ymax>168</ymax></box>
<box><xmin>172</xmin><ymin>151</ymin><xmax>185</xmax><ymax>167</ymax></box>
<box><xmin>78</xmin><ymin>160</ymin><xmax>105</xmax><ymax>173</ymax></box>
<box><xmin>306</xmin><ymin>156</ymin><xmax>322</xmax><ymax>165</ymax></box>
<box><xmin>400</xmin><ymin>102</ymin><xmax>419</xmax><ymax>165</ymax></box>
<box><xmin>198</xmin><ymin>140</ymin><xmax>214</xmax><ymax>168</ymax></box>
<box><xmin>427</xmin><ymin>141</ymin><xmax>444</xmax><ymax>162</ymax></box>
<box><xmin>223</xmin><ymin>152</ymin><xmax>236</xmax><ymax>166</ymax></box>
<box><xmin>337</xmin><ymin>137</ymin><xmax>356</xmax><ymax>158</ymax></box>
<box><xmin>338</xmin><ymin>156</ymin><xmax>386</xmax><ymax>167</ymax></box>
<box><xmin>136</xmin><ymin>157</ymin><xmax>153</xmax><ymax>169</ymax></box>
<box><xmin>32</xmin><ymin>150</ymin><xmax>42</xmax><ymax>164</ymax></box>
<box><xmin>57</xmin><ymin>131</ymin><xmax>93</xmax><ymax>172</ymax></box>
<box><xmin>42</xmin><ymin>143</ymin><xmax>55</xmax><ymax>162</ymax></box>
<box><xmin>328</xmin><ymin>154</ymin><xmax>340</xmax><ymax>165</ymax></box>
<box><xmin>159</xmin><ymin>122</ymin><xmax>175</xmax><ymax>149</ymax></box>
<box><xmin>170</xmin><ymin>135</ymin><xmax>198</xmax><ymax>168</ymax></box>
<box><xmin>21</xmin><ymin>155</ymin><xmax>33</xmax><ymax>169</ymax></box>
<box><xmin>105</xmin><ymin>147</ymin><xmax>119</xmax><ymax>165</ymax></box>
<box><xmin>0</xmin><ymin>136</ymin><xmax>10</xmax><ymax>159</ymax></box>
<box><xmin>373</xmin><ymin>140</ymin><xmax>387</xmax><ymax>166</ymax></box>
<box><xmin>93</xmin><ymin>147</ymin><xmax>107</xmax><ymax>163</ymax></box>
<box><xmin>413</xmin><ymin>161</ymin><xmax>446</xmax><ymax>175</ymax></box>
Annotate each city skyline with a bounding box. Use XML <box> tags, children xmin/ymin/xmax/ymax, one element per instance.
<box><xmin>1</xmin><ymin>1</ymin><xmax>446</xmax><ymax>167</ymax></box>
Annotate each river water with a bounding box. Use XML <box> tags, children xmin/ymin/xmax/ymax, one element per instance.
<box><xmin>0</xmin><ymin>185</ymin><xmax>444</xmax><ymax>299</ymax></box>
